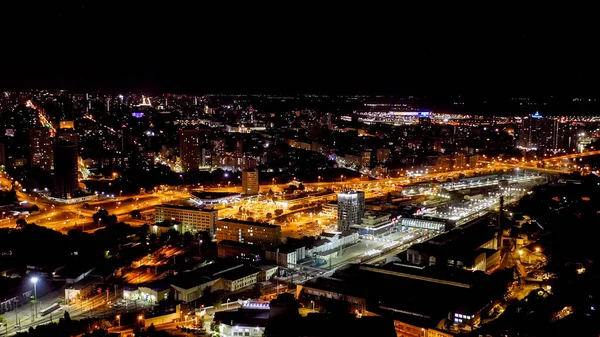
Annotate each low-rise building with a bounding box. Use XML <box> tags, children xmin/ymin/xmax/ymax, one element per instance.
<box><xmin>266</xmin><ymin>244</ymin><xmax>307</xmax><ymax>268</ymax></box>
<box><xmin>214</xmin><ymin>302</ymin><xmax>270</xmax><ymax>337</ymax></box>
<box><xmin>216</xmin><ymin>219</ymin><xmax>282</xmax><ymax>248</ymax></box>
<box><xmin>218</xmin><ymin>266</ymin><xmax>261</xmax><ymax>292</ymax></box>
<box><xmin>405</xmin><ymin>221</ymin><xmax>500</xmax><ymax>272</ymax></box>
<box><xmin>351</xmin><ymin>211</ymin><xmax>396</xmax><ymax>237</ymax></box>
<box><xmin>155</xmin><ymin>204</ymin><xmax>218</xmax><ymax>234</ymax></box>
<box><xmin>218</xmin><ymin>240</ymin><xmax>263</xmax><ymax>261</ymax></box>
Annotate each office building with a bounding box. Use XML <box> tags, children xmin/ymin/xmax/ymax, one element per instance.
<box><xmin>155</xmin><ymin>204</ymin><xmax>218</xmax><ymax>235</ymax></box>
<box><xmin>242</xmin><ymin>168</ymin><xmax>259</xmax><ymax>195</ymax></box>
<box><xmin>53</xmin><ymin>140</ymin><xmax>79</xmax><ymax>198</ymax></box>
<box><xmin>57</xmin><ymin>129</ymin><xmax>79</xmax><ymax>149</ymax></box>
<box><xmin>337</xmin><ymin>191</ymin><xmax>365</xmax><ymax>231</ymax></box>
<box><xmin>179</xmin><ymin>129</ymin><xmax>201</xmax><ymax>172</ymax></box>
<box><xmin>216</xmin><ymin>219</ymin><xmax>281</xmax><ymax>247</ymax></box>
<box><xmin>29</xmin><ymin>127</ymin><xmax>53</xmax><ymax>171</ymax></box>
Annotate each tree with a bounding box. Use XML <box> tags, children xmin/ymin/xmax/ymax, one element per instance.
<box><xmin>274</xmin><ymin>209</ymin><xmax>284</xmax><ymax>216</ymax></box>
<box><xmin>266</xmin><ymin>213</ymin><xmax>272</xmax><ymax>219</ymax></box>
<box><xmin>298</xmin><ymin>183</ymin><xmax>305</xmax><ymax>191</ymax></box>
<box><xmin>130</xmin><ymin>210</ymin><xmax>142</xmax><ymax>219</ymax></box>
<box><xmin>30</xmin><ymin>204</ymin><xmax>39</xmax><ymax>212</ymax></box>
<box><xmin>0</xmin><ymin>315</ymin><xmax>6</xmax><ymax>325</ymax></box>
<box><xmin>16</xmin><ymin>218</ymin><xmax>27</xmax><ymax>228</ymax></box>
<box><xmin>92</xmin><ymin>209</ymin><xmax>109</xmax><ymax>225</ymax></box>
<box><xmin>211</xmin><ymin>320</ymin><xmax>221</xmax><ymax>337</ymax></box>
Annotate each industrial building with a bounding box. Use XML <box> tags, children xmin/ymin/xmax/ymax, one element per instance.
<box><xmin>405</xmin><ymin>220</ymin><xmax>501</xmax><ymax>272</ymax></box>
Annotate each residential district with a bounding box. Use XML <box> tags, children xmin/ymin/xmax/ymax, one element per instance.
<box><xmin>0</xmin><ymin>92</ymin><xmax>599</xmax><ymax>337</ymax></box>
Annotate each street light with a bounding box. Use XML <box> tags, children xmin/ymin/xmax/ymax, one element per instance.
<box><xmin>311</xmin><ymin>300</ymin><xmax>315</xmax><ymax>311</ymax></box>
<box><xmin>116</xmin><ymin>315</ymin><xmax>121</xmax><ymax>327</ymax></box>
<box><xmin>31</xmin><ymin>277</ymin><xmax>38</xmax><ymax>318</ymax></box>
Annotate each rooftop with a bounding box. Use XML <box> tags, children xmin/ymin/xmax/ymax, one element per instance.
<box><xmin>214</xmin><ymin>307</ymin><xmax>270</xmax><ymax>327</ymax></box>
<box><xmin>157</xmin><ymin>204</ymin><xmax>217</xmax><ymax>212</ymax></box>
<box><xmin>216</xmin><ymin>265</ymin><xmax>261</xmax><ymax>281</ymax></box>
<box><xmin>218</xmin><ymin>218</ymin><xmax>280</xmax><ymax>229</ymax></box>
<box><xmin>191</xmin><ymin>191</ymin><xmax>240</xmax><ymax>200</ymax></box>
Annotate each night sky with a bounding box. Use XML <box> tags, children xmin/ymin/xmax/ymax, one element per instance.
<box><xmin>3</xmin><ymin>4</ymin><xmax>599</xmax><ymax>96</ymax></box>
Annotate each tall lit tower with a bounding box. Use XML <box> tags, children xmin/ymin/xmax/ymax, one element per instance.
<box><xmin>179</xmin><ymin>129</ymin><xmax>201</xmax><ymax>172</ymax></box>
<box><xmin>29</xmin><ymin>127</ymin><xmax>53</xmax><ymax>171</ymax></box>
<box><xmin>242</xmin><ymin>168</ymin><xmax>259</xmax><ymax>195</ymax></box>
<box><xmin>337</xmin><ymin>191</ymin><xmax>365</xmax><ymax>232</ymax></box>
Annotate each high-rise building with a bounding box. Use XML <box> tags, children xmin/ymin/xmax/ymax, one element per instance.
<box><xmin>179</xmin><ymin>129</ymin><xmax>201</xmax><ymax>172</ymax></box>
<box><xmin>519</xmin><ymin>112</ymin><xmax>559</xmax><ymax>151</ymax></box>
<box><xmin>57</xmin><ymin>128</ymin><xmax>79</xmax><ymax>149</ymax></box>
<box><xmin>0</xmin><ymin>143</ymin><xmax>5</xmax><ymax>166</ymax></box>
<box><xmin>53</xmin><ymin>140</ymin><xmax>79</xmax><ymax>199</ymax></box>
<box><xmin>337</xmin><ymin>191</ymin><xmax>365</xmax><ymax>232</ymax></box>
<box><xmin>29</xmin><ymin>127</ymin><xmax>53</xmax><ymax>171</ymax></box>
<box><xmin>242</xmin><ymin>168</ymin><xmax>259</xmax><ymax>195</ymax></box>
<box><xmin>212</xmin><ymin>138</ymin><xmax>226</xmax><ymax>155</ymax></box>
<box><xmin>375</xmin><ymin>148</ymin><xmax>390</xmax><ymax>163</ymax></box>
<box><xmin>234</xmin><ymin>139</ymin><xmax>244</xmax><ymax>156</ymax></box>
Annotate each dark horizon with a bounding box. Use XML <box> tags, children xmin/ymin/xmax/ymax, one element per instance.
<box><xmin>3</xmin><ymin>4</ymin><xmax>600</xmax><ymax>97</ymax></box>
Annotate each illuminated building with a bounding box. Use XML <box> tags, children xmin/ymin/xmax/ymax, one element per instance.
<box><xmin>337</xmin><ymin>191</ymin><xmax>365</xmax><ymax>232</ymax></box>
<box><xmin>519</xmin><ymin>111</ymin><xmax>559</xmax><ymax>150</ymax></box>
<box><xmin>29</xmin><ymin>127</ymin><xmax>53</xmax><ymax>171</ymax></box>
<box><xmin>242</xmin><ymin>168</ymin><xmax>259</xmax><ymax>195</ymax></box>
<box><xmin>216</xmin><ymin>219</ymin><xmax>281</xmax><ymax>247</ymax></box>
<box><xmin>179</xmin><ymin>129</ymin><xmax>201</xmax><ymax>172</ymax></box>
<box><xmin>59</xmin><ymin>121</ymin><xmax>75</xmax><ymax>129</ymax></box>
<box><xmin>212</xmin><ymin>138</ymin><xmax>226</xmax><ymax>155</ymax></box>
<box><xmin>155</xmin><ymin>204</ymin><xmax>218</xmax><ymax>235</ymax></box>
<box><xmin>53</xmin><ymin>140</ymin><xmax>79</xmax><ymax>198</ymax></box>
<box><xmin>375</xmin><ymin>148</ymin><xmax>390</xmax><ymax>163</ymax></box>
<box><xmin>57</xmin><ymin>129</ymin><xmax>79</xmax><ymax>149</ymax></box>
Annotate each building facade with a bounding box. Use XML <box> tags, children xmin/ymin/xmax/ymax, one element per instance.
<box><xmin>155</xmin><ymin>204</ymin><xmax>218</xmax><ymax>235</ymax></box>
<box><xmin>29</xmin><ymin>127</ymin><xmax>53</xmax><ymax>171</ymax></box>
<box><xmin>53</xmin><ymin>140</ymin><xmax>79</xmax><ymax>199</ymax></box>
<box><xmin>337</xmin><ymin>191</ymin><xmax>365</xmax><ymax>231</ymax></box>
<box><xmin>242</xmin><ymin>168</ymin><xmax>259</xmax><ymax>195</ymax></box>
<box><xmin>179</xmin><ymin>129</ymin><xmax>202</xmax><ymax>172</ymax></box>
<box><xmin>216</xmin><ymin>219</ymin><xmax>281</xmax><ymax>247</ymax></box>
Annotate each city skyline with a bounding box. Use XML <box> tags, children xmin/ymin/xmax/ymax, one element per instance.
<box><xmin>2</xmin><ymin>6</ymin><xmax>600</xmax><ymax>337</ymax></box>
